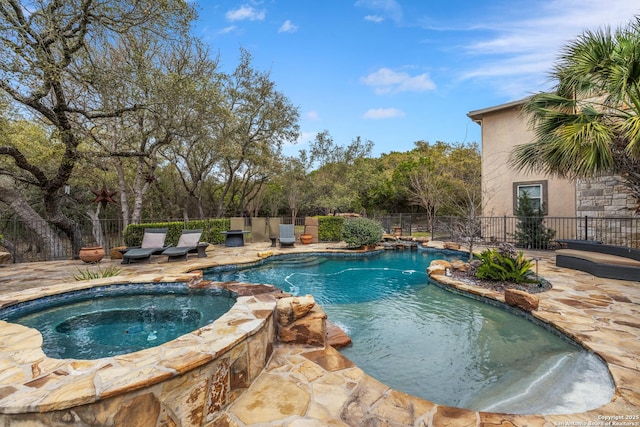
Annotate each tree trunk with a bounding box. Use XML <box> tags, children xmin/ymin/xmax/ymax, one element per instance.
<box><xmin>115</xmin><ymin>158</ymin><xmax>131</xmax><ymax>228</ymax></box>
<box><xmin>86</xmin><ymin>205</ymin><xmax>106</xmax><ymax>248</ymax></box>
<box><xmin>0</xmin><ymin>186</ymin><xmax>67</xmax><ymax>260</ymax></box>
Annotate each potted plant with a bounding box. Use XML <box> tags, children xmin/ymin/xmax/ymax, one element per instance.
<box><xmin>79</xmin><ymin>245</ymin><xmax>105</xmax><ymax>263</ymax></box>
<box><xmin>300</xmin><ymin>233</ymin><xmax>312</xmax><ymax>244</ymax></box>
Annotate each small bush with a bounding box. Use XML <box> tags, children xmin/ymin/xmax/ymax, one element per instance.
<box><xmin>475</xmin><ymin>247</ymin><xmax>535</xmax><ymax>283</ymax></box>
<box><xmin>341</xmin><ymin>217</ymin><xmax>383</xmax><ymax>248</ymax></box>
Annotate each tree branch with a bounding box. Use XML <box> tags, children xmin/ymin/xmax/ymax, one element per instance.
<box><xmin>0</xmin><ymin>146</ymin><xmax>49</xmax><ymax>186</ymax></box>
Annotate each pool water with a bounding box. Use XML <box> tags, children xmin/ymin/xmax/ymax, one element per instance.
<box><xmin>206</xmin><ymin>250</ymin><xmax>614</xmax><ymax>414</ymax></box>
<box><xmin>1</xmin><ymin>284</ymin><xmax>236</xmax><ymax>360</ymax></box>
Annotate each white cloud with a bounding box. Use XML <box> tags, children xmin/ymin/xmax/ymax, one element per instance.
<box><xmin>361</xmin><ymin>68</ymin><xmax>436</xmax><ymax>94</ymax></box>
<box><xmin>355</xmin><ymin>0</ymin><xmax>402</xmax><ymax>22</ymax></box>
<box><xmin>306</xmin><ymin>111</ymin><xmax>320</xmax><ymax>121</ymax></box>
<box><xmin>218</xmin><ymin>25</ymin><xmax>237</xmax><ymax>34</ymax></box>
<box><xmin>460</xmin><ymin>0</ymin><xmax>640</xmax><ymax>96</ymax></box>
<box><xmin>225</xmin><ymin>5</ymin><xmax>265</xmax><ymax>22</ymax></box>
<box><xmin>363</xmin><ymin>108</ymin><xmax>405</xmax><ymax>119</ymax></box>
<box><xmin>279</xmin><ymin>20</ymin><xmax>298</xmax><ymax>33</ymax></box>
<box><xmin>365</xmin><ymin>15</ymin><xmax>384</xmax><ymax>23</ymax></box>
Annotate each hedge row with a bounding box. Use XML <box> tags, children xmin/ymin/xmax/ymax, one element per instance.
<box><xmin>123</xmin><ymin>219</ymin><xmax>230</xmax><ymax>246</ymax></box>
<box><xmin>124</xmin><ymin>216</ymin><xmax>380</xmax><ymax>246</ymax></box>
<box><xmin>317</xmin><ymin>216</ymin><xmax>344</xmax><ymax>242</ymax></box>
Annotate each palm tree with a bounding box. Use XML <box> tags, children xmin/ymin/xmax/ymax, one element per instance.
<box><xmin>510</xmin><ymin>17</ymin><xmax>640</xmax><ymax>211</ymax></box>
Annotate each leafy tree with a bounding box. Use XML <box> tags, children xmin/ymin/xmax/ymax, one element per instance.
<box><xmin>88</xmin><ymin>31</ymin><xmax>213</xmax><ymax>226</ymax></box>
<box><xmin>303</xmin><ymin>131</ymin><xmax>373</xmax><ymax>214</ymax></box>
<box><xmin>511</xmin><ymin>17</ymin><xmax>640</xmax><ymax>211</ymax></box>
<box><xmin>513</xmin><ymin>191</ymin><xmax>555</xmax><ymax>249</ymax></box>
<box><xmin>0</xmin><ymin>0</ymin><xmax>196</xmax><ymax>256</ymax></box>
<box><xmin>211</xmin><ymin>49</ymin><xmax>300</xmax><ymax>217</ymax></box>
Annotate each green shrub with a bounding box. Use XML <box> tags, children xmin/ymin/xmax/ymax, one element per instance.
<box><xmin>513</xmin><ymin>191</ymin><xmax>556</xmax><ymax>249</ymax></box>
<box><xmin>123</xmin><ymin>220</ymin><xmax>229</xmax><ymax>246</ymax></box>
<box><xmin>341</xmin><ymin>217</ymin><xmax>383</xmax><ymax>248</ymax></box>
<box><xmin>318</xmin><ymin>216</ymin><xmax>344</xmax><ymax>241</ymax></box>
<box><xmin>206</xmin><ymin>219</ymin><xmax>230</xmax><ymax>244</ymax></box>
<box><xmin>123</xmin><ymin>222</ymin><xmax>177</xmax><ymax>246</ymax></box>
<box><xmin>475</xmin><ymin>247</ymin><xmax>535</xmax><ymax>283</ymax></box>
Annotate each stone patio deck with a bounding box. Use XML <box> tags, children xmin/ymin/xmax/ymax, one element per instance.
<box><xmin>0</xmin><ymin>242</ymin><xmax>638</xmax><ymax>426</ymax></box>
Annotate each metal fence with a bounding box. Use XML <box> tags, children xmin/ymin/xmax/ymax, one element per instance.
<box><xmin>2</xmin><ymin>214</ymin><xmax>638</xmax><ymax>263</ymax></box>
<box><xmin>0</xmin><ymin>218</ymin><xmax>125</xmax><ymax>263</ymax></box>
<box><xmin>374</xmin><ymin>214</ymin><xmax>640</xmax><ymax>248</ymax></box>
<box><xmin>0</xmin><ymin>216</ymin><xmax>309</xmax><ymax>263</ymax></box>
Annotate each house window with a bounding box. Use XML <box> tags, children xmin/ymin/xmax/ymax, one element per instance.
<box><xmin>513</xmin><ymin>180</ymin><xmax>548</xmax><ymax>214</ymax></box>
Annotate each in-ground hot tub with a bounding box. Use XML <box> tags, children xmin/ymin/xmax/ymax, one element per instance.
<box><xmin>0</xmin><ymin>273</ymin><xmax>279</xmax><ymax>426</ymax></box>
<box><xmin>2</xmin><ymin>283</ymin><xmax>237</xmax><ymax>359</ymax></box>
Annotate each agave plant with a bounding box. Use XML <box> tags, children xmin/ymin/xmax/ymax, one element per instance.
<box><xmin>475</xmin><ymin>248</ymin><xmax>535</xmax><ymax>283</ymax></box>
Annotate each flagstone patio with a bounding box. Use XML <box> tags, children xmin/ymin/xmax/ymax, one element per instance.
<box><xmin>0</xmin><ymin>242</ymin><xmax>638</xmax><ymax>426</ymax></box>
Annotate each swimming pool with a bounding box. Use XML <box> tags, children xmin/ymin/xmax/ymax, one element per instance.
<box><xmin>205</xmin><ymin>249</ymin><xmax>614</xmax><ymax>414</ymax></box>
<box><xmin>0</xmin><ymin>283</ymin><xmax>237</xmax><ymax>359</ymax></box>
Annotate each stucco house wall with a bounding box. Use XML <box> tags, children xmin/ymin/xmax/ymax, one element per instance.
<box><xmin>468</xmin><ymin>98</ymin><xmax>576</xmax><ymax>218</ymax></box>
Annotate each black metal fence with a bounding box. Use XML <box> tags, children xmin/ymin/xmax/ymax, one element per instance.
<box><xmin>0</xmin><ymin>216</ymin><xmax>309</xmax><ymax>263</ymax></box>
<box><xmin>0</xmin><ymin>218</ymin><xmax>125</xmax><ymax>263</ymax></box>
<box><xmin>374</xmin><ymin>214</ymin><xmax>640</xmax><ymax>249</ymax></box>
<box><xmin>2</xmin><ymin>214</ymin><xmax>638</xmax><ymax>263</ymax></box>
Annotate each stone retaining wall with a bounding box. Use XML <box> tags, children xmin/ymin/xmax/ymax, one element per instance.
<box><xmin>0</xmin><ymin>278</ymin><xmax>278</xmax><ymax>427</ymax></box>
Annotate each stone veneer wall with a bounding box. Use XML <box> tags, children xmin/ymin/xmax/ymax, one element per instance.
<box><xmin>0</xmin><ymin>294</ymin><xmax>277</xmax><ymax>427</ymax></box>
<box><xmin>576</xmin><ymin>176</ymin><xmax>639</xmax><ymax>246</ymax></box>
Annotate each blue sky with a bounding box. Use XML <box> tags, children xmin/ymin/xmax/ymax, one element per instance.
<box><xmin>193</xmin><ymin>0</ymin><xmax>640</xmax><ymax>157</ymax></box>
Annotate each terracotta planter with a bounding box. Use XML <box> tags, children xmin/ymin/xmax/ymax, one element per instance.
<box><xmin>300</xmin><ymin>234</ymin><xmax>312</xmax><ymax>245</ymax></box>
<box><xmin>79</xmin><ymin>246</ymin><xmax>105</xmax><ymax>263</ymax></box>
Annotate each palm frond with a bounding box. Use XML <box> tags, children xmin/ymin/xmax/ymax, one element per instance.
<box><xmin>620</xmin><ymin>115</ymin><xmax>640</xmax><ymax>156</ymax></box>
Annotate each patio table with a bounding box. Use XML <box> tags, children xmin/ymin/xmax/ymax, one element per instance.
<box><xmin>220</xmin><ymin>230</ymin><xmax>250</xmax><ymax>247</ymax></box>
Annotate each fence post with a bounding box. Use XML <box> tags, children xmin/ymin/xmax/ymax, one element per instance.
<box><xmin>503</xmin><ymin>215</ymin><xmax>507</xmax><ymax>243</ymax></box>
<box><xmin>584</xmin><ymin>215</ymin><xmax>588</xmax><ymax>240</ymax></box>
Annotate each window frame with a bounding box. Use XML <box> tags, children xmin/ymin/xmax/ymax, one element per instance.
<box><xmin>513</xmin><ymin>180</ymin><xmax>548</xmax><ymax>215</ymax></box>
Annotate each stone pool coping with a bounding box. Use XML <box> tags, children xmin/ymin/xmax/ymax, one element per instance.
<box><xmin>0</xmin><ymin>241</ymin><xmax>638</xmax><ymax>425</ymax></box>
<box><xmin>0</xmin><ymin>271</ymin><xmax>279</xmax><ymax>414</ymax></box>
<box><xmin>220</xmin><ymin>246</ymin><xmax>640</xmax><ymax>426</ymax></box>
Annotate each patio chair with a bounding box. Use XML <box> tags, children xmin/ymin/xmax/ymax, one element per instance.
<box><xmin>162</xmin><ymin>229</ymin><xmax>207</xmax><ymax>261</ymax></box>
<box><xmin>279</xmin><ymin>224</ymin><xmax>296</xmax><ymax>247</ymax></box>
<box><xmin>121</xmin><ymin>228</ymin><xmax>170</xmax><ymax>264</ymax></box>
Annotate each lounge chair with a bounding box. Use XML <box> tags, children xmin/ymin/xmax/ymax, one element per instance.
<box><xmin>121</xmin><ymin>228</ymin><xmax>169</xmax><ymax>264</ymax></box>
<box><xmin>279</xmin><ymin>224</ymin><xmax>295</xmax><ymax>247</ymax></box>
<box><xmin>162</xmin><ymin>229</ymin><xmax>206</xmax><ymax>261</ymax></box>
